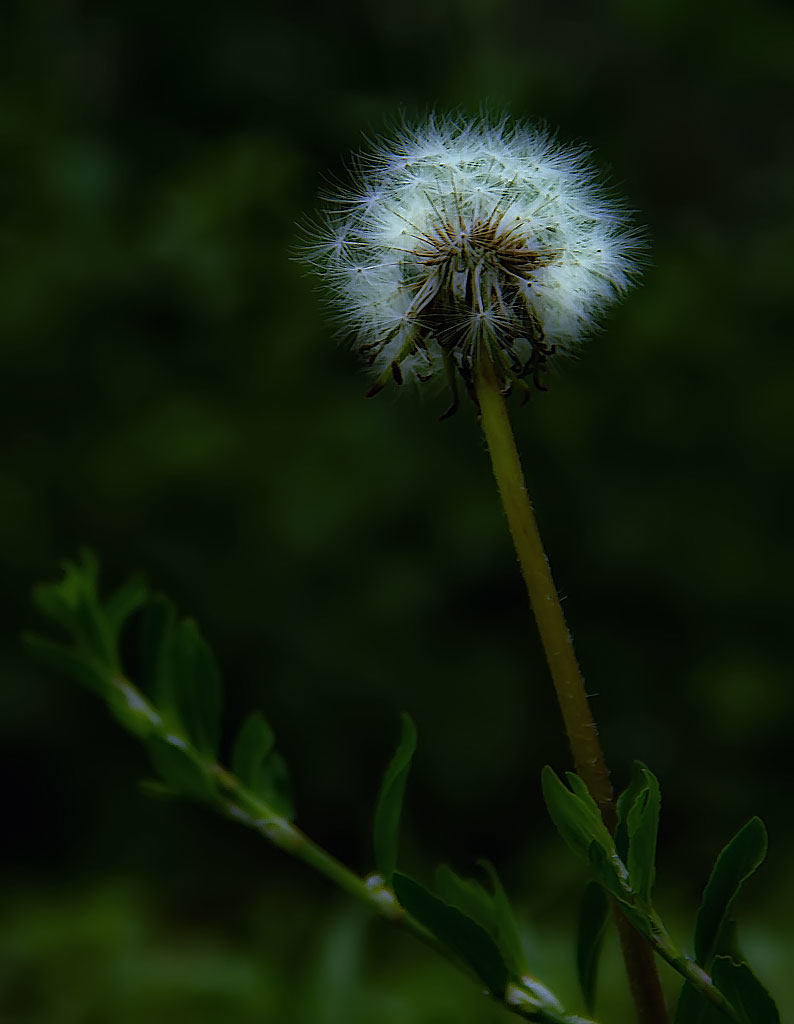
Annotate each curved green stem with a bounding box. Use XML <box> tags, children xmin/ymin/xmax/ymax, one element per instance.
<box><xmin>222</xmin><ymin>772</ymin><xmax>594</xmax><ymax>1023</ymax></box>
<box><xmin>473</xmin><ymin>353</ymin><xmax>669</xmax><ymax>1024</ymax></box>
<box><xmin>111</xmin><ymin>674</ymin><xmax>587</xmax><ymax>1024</ymax></box>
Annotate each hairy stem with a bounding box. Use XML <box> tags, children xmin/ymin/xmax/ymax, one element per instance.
<box><xmin>473</xmin><ymin>353</ymin><xmax>669</xmax><ymax>1024</ymax></box>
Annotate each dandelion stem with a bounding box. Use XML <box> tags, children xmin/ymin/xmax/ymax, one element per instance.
<box><xmin>473</xmin><ymin>352</ymin><xmax>669</xmax><ymax>1024</ymax></box>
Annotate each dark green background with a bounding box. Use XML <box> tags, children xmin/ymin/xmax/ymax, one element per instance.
<box><xmin>2</xmin><ymin>0</ymin><xmax>792</xmax><ymax>1021</ymax></box>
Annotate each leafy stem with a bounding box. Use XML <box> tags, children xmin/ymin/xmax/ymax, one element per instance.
<box><xmin>26</xmin><ymin>554</ymin><xmax>594</xmax><ymax>1024</ymax></box>
<box><xmin>123</xmin><ymin>676</ymin><xmax>596</xmax><ymax>1024</ymax></box>
<box><xmin>98</xmin><ymin>674</ymin><xmax>460</xmax><ymax>973</ymax></box>
<box><xmin>29</xmin><ymin>555</ymin><xmax>779</xmax><ymax>1024</ymax></box>
<box><xmin>544</xmin><ymin>767</ymin><xmax>777</xmax><ymax>1024</ymax></box>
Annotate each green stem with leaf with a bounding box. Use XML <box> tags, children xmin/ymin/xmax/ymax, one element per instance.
<box><xmin>473</xmin><ymin>352</ymin><xmax>669</xmax><ymax>1024</ymax></box>
<box><xmin>25</xmin><ymin>549</ymin><xmax>593</xmax><ymax>1024</ymax></box>
<box><xmin>105</xmin><ymin>676</ymin><xmax>444</xmax><ymax>954</ymax></box>
<box><xmin>109</xmin><ymin>675</ymin><xmax>591</xmax><ymax>1024</ymax></box>
<box><xmin>29</xmin><ymin>548</ymin><xmax>780</xmax><ymax>1024</ymax></box>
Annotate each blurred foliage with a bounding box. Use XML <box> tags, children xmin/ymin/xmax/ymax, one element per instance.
<box><xmin>1</xmin><ymin>882</ymin><xmax>514</xmax><ymax>1024</ymax></box>
<box><xmin>1</xmin><ymin>0</ymin><xmax>793</xmax><ymax>1020</ymax></box>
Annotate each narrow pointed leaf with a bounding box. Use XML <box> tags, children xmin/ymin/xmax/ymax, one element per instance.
<box><xmin>231</xmin><ymin>711</ymin><xmax>294</xmax><ymax>820</ymax></box>
<box><xmin>31</xmin><ymin>582</ymin><xmax>78</xmax><ymax>633</ymax></box>
<box><xmin>616</xmin><ymin>761</ymin><xmax>648</xmax><ymax>862</ymax></box>
<box><xmin>254</xmin><ymin>751</ymin><xmax>293</xmax><ymax>819</ymax></box>
<box><xmin>65</xmin><ymin>552</ymin><xmax>117</xmax><ymax>668</ymax></box>
<box><xmin>542</xmin><ymin>766</ymin><xmax>615</xmax><ymax>864</ymax></box>
<box><xmin>139</xmin><ymin>595</ymin><xmax>175</xmax><ymax>690</ymax></box>
<box><xmin>139</xmin><ymin>779</ymin><xmax>178</xmax><ymax>801</ymax></box>
<box><xmin>478</xmin><ymin>860</ymin><xmax>528</xmax><ymax>978</ymax></box>
<box><xmin>32</xmin><ymin>551</ymin><xmax>117</xmax><ymax>670</ymax></box>
<box><xmin>146</xmin><ymin>735</ymin><xmax>217</xmax><ymax>803</ymax></box>
<box><xmin>694</xmin><ymin>818</ymin><xmax>767</xmax><ymax>967</ymax></box>
<box><xmin>104</xmin><ymin>574</ymin><xmax>148</xmax><ymax>641</ymax></box>
<box><xmin>435</xmin><ymin>864</ymin><xmax>494</xmax><ymax>935</ymax></box>
<box><xmin>232</xmin><ymin>711</ymin><xmax>275</xmax><ymax>782</ymax></box>
<box><xmin>577</xmin><ymin>881</ymin><xmax>609</xmax><ymax>1011</ymax></box>
<box><xmin>392</xmin><ymin>872</ymin><xmax>509</xmax><ymax>997</ymax></box>
<box><xmin>565</xmin><ymin>772</ymin><xmax>602</xmax><ymax>818</ymax></box>
<box><xmin>673</xmin><ymin>981</ymin><xmax>707</xmax><ymax>1024</ymax></box>
<box><xmin>712</xmin><ymin>957</ymin><xmax>780</xmax><ymax>1024</ymax></box>
<box><xmin>172</xmin><ymin>618</ymin><xmax>222</xmax><ymax>759</ymax></box>
<box><xmin>435</xmin><ymin>862</ymin><xmax>527</xmax><ymax>979</ymax></box>
<box><xmin>626</xmin><ymin>764</ymin><xmax>660</xmax><ymax>904</ymax></box>
<box><xmin>139</xmin><ymin>595</ymin><xmax>179</xmax><ymax>728</ymax></box>
<box><xmin>373</xmin><ymin>713</ymin><xmax>416</xmax><ymax>881</ymax></box>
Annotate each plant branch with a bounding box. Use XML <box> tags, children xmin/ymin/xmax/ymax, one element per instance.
<box><xmin>109</xmin><ymin>674</ymin><xmax>591</xmax><ymax>1024</ymax></box>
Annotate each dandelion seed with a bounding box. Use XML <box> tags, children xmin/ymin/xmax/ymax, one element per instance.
<box><xmin>304</xmin><ymin>114</ymin><xmax>644</xmax><ymax>405</ymax></box>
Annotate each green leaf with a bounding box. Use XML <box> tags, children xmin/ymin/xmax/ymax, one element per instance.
<box><xmin>674</xmin><ymin>957</ymin><xmax>780</xmax><ymax>1024</ymax></box>
<box><xmin>565</xmin><ymin>772</ymin><xmax>602</xmax><ymax>818</ymax></box>
<box><xmin>146</xmin><ymin>735</ymin><xmax>217</xmax><ymax>803</ymax></box>
<box><xmin>673</xmin><ymin>979</ymin><xmax>736</xmax><ymax>1024</ymax></box>
<box><xmin>694</xmin><ymin>818</ymin><xmax>767</xmax><ymax>968</ymax></box>
<box><xmin>104</xmin><ymin>574</ymin><xmax>148</xmax><ymax>642</ymax></box>
<box><xmin>675</xmin><ymin>819</ymin><xmax>770</xmax><ymax>1024</ymax></box>
<box><xmin>31</xmin><ymin>549</ymin><xmax>98</xmax><ymax>628</ymax></box>
<box><xmin>23</xmin><ymin>634</ymin><xmax>109</xmax><ymax>696</ymax></box>
<box><xmin>435</xmin><ymin>863</ymin><xmax>494</xmax><ymax>934</ymax></box>
<box><xmin>712</xmin><ymin>957</ymin><xmax>780</xmax><ymax>1024</ymax></box>
<box><xmin>434</xmin><ymin>864</ymin><xmax>528</xmax><ymax>974</ymax></box>
<box><xmin>140</xmin><ymin>602</ymin><xmax>223</xmax><ymax>760</ymax></box>
<box><xmin>67</xmin><ymin>551</ymin><xmax>115</xmax><ymax>666</ymax></box>
<box><xmin>541</xmin><ymin>766</ymin><xmax>615</xmax><ymax>864</ymax></box>
<box><xmin>232</xmin><ymin>710</ymin><xmax>275</xmax><ymax>780</ymax></box>
<box><xmin>139</xmin><ymin>595</ymin><xmax>177</xmax><ymax>706</ymax></box>
<box><xmin>31</xmin><ymin>581</ymin><xmax>78</xmax><ymax>634</ymax></box>
<box><xmin>615</xmin><ymin>761</ymin><xmax>648</xmax><ymax>862</ymax></box>
<box><xmin>392</xmin><ymin>872</ymin><xmax>509</xmax><ymax>997</ymax></box>
<box><xmin>231</xmin><ymin>711</ymin><xmax>294</xmax><ymax>820</ymax></box>
<box><xmin>435</xmin><ymin>862</ymin><xmax>527</xmax><ymax>980</ymax></box>
<box><xmin>577</xmin><ymin>881</ymin><xmax>609</xmax><ymax>1011</ymax></box>
<box><xmin>32</xmin><ymin>551</ymin><xmax>117</xmax><ymax>671</ymax></box>
<box><xmin>625</xmin><ymin>764</ymin><xmax>661</xmax><ymax>905</ymax></box>
<box><xmin>139</xmin><ymin>779</ymin><xmax>178</xmax><ymax>801</ymax></box>
<box><xmin>172</xmin><ymin>618</ymin><xmax>222</xmax><ymax>760</ymax></box>
<box><xmin>373</xmin><ymin>713</ymin><xmax>416</xmax><ymax>882</ymax></box>
<box><xmin>478</xmin><ymin>860</ymin><xmax>528</xmax><ymax>979</ymax></box>
<box><xmin>673</xmin><ymin>981</ymin><xmax>706</xmax><ymax>1024</ymax></box>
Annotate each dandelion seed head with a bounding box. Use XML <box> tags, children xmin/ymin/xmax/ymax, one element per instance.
<box><xmin>304</xmin><ymin>114</ymin><xmax>645</xmax><ymax>402</ymax></box>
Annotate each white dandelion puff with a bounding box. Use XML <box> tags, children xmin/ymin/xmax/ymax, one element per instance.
<box><xmin>303</xmin><ymin>114</ymin><xmax>645</xmax><ymax>412</ymax></box>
